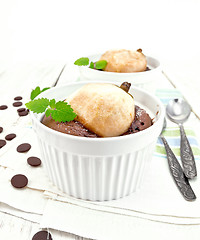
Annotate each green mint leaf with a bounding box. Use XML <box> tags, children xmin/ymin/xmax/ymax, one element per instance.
<box><xmin>95</xmin><ymin>60</ymin><xmax>107</xmax><ymax>70</ymax></box>
<box><xmin>26</xmin><ymin>97</ymin><xmax>77</xmax><ymax>123</ymax></box>
<box><xmin>50</xmin><ymin>101</ymin><xmax>77</xmax><ymax>122</ymax></box>
<box><xmin>89</xmin><ymin>61</ymin><xmax>94</xmax><ymax>69</ymax></box>
<box><xmin>41</xmin><ymin>87</ymin><xmax>50</xmax><ymax>93</ymax></box>
<box><xmin>45</xmin><ymin>108</ymin><xmax>53</xmax><ymax>117</ymax></box>
<box><xmin>30</xmin><ymin>86</ymin><xmax>50</xmax><ymax>100</ymax></box>
<box><xmin>25</xmin><ymin>98</ymin><xmax>50</xmax><ymax>113</ymax></box>
<box><xmin>74</xmin><ymin>57</ymin><xmax>89</xmax><ymax>66</ymax></box>
<box><xmin>49</xmin><ymin>99</ymin><xmax>56</xmax><ymax>109</ymax></box>
<box><xmin>31</xmin><ymin>86</ymin><xmax>41</xmax><ymax>100</ymax></box>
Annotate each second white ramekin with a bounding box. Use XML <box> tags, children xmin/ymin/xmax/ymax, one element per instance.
<box><xmin>78</xmin><ymin>54</ymin><xmax>161</xmax><ymax>93</ymax></box>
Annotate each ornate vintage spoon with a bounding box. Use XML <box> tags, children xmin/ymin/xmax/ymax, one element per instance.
<box><xmin>160</xmin><ymin>119</ymin><xmax>196</xmax><ymax>201</ymax></box>
<box><xmin>166</xmin><ymin>98</ymin><xmax>197</xmax><ymax>179</ymax></box>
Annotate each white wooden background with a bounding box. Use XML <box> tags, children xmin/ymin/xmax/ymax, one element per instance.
<box><xmin>0</xmin><ymin>0</ymin><xmax>199</xmax><ymax>107</ymax></box>
<box><xmin>0</xmin><ymin>0</ymin><xmax>200</xmax><ymax>66</ymax></box>
<box><xmin>0</xmin><ymin>0</ymin><xmax>200</xmax><ymax>239</ymax></box>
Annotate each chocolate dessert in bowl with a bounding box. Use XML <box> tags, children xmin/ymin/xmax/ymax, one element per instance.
<box><xmin>75</xmin><ymin>49</ymin><xmax>161</xmax><ymax>92</ymax></box>
<box><xmin>29</xmin><ymin>81</ymin><xmax>164</xmax><ymax>201</ymax></box>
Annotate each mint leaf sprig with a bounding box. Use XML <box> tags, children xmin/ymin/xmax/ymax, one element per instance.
<box><xmin>25</xmin><ymin>98</ymin><xmax>77</xmax><ymax>122</ymax></box>
<box><xmin>31</xmin><ymin>86</ymin><xmax>50</xmax><ymax>100</ymax></box>
<box><xmin>74</xmin><ymin>57</ymin><xmax>107</xmax><ymax>70</ymax></box>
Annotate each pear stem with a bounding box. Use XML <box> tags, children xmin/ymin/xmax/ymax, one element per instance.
<box><xmin>120</xmin><ymin>82</ymin><xmax>131</xmax><ymax>93</ymax></box>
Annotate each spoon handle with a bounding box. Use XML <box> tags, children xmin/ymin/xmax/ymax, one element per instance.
<box><xmin>179</xmin><ymin>124</ymin><xmax>197</xmax><ymax>179</ymax></box>
<box><xmin>160</xmin><ymin>135</ymin><xmax>196</xmax><ymax>201</ymax></box>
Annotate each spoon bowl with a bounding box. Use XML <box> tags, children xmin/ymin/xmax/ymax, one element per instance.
<box><xmin>166</xmin><ymin>98</ymin><xmax>191</xmax><ymax>124</ymax></box>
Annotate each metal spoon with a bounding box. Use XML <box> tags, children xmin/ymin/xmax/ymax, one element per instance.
<box><xmin>160</xmin><ymin>118</ymin><xmax>196</xmax><ymax>201</ymax></box>
<box><xmin>166</xmin><ymin>98</ymin><xmax>197</xmax><ymax>179</ymax></box>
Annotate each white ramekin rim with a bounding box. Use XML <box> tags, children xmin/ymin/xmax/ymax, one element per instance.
<box><xmin>30</xmin><ymin>81</ymin><xmax>165</xmax><ymax>143</ymax></box>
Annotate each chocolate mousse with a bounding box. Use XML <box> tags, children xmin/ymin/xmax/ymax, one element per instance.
<box><xmin>42</xmin><ymin>117</ymin><xmax>98</xmax><ymax>137</ymax></box>
<box><xmin>122</xmin><ymin>106</ymin><xmax>152</xmax><ymax>135</ymax></box>
<box><xmin>41</xmin><ymin>82</ymin><xmax>152</xmax><ymax>137</ymax></box>
<box><xmin>42</xmin><ymin>105</ymin><xmax>152</xmax><ymax>138</ymax></box>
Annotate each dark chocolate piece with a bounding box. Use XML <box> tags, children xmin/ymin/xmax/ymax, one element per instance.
<box><xmin>14</xmin><ymin>96</ymin><xmax>23</xmax><ymax>100</ymax></box>
<box><xmin>27</xmin><ymin>157</ymin><xmax>41</xmax><ymax>167</ymax></box>
<box><xmin>11</xmin><ymin>174</ymin><xmax>28</xmax><ymax>188</ymax></box>
<box><xmin>0</xmin><ymin>127</ymin><xmax>3</xmax><ymax>133</ymax></box>
<box><xmin>0</xmin><ymin>140</ymin><xmax>6</xmax><ymax>148</ymax></box>
<box><xmin>0</xmin><ymin>105</ymin><xmax>8</xmax><ymax>110</ymax></box>
<box><xmin>18</xmin><ymin>110</ymin><xmax>29</xmax><ymax>117</ymax></box>
<box><xmin>13</xmin><ymin>102</ymin><xmax>23</xmax><ymax>107</ymax></box>
<box><xmin>17</xmin><ymin>108</ymin><xmax>26</xmax><ymax>112</ymax></box>
<box><xmin>32</xmin><ymin>231</ymin><xmax>53</xmax><ymax>240</ymax></box>
<box><xmin>17</xmin><ymin>143</ymin><xmax>31</xmax><ymax>153</ymax></box>
<box><xmin>5</xmin><ymin>133</ymin><xmax>16</xmax><ymax>141</ymax></box>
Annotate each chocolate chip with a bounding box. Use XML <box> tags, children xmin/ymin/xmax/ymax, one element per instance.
<box><xmin>0</xmin><ymin>140</ymin><xmax>6</xmax><ymax>148</ymax></box>
<box><xmin>5</xmin><ymin>133</ymin><xmax>16</xmax><ymax>141</ymax></box>
<box><xmin>18</xmin><ymin>110</ymin><xmax>29</xmax><ymax>117</ymax></box>
<box><xmin>14</xmin><ymin>96</ymin><xmax>23</xmax><ymax>101</ymax></box>
<box><xmin>11</xmin><ymin>174</ymin><xmax>28</xmax><ymax>188</ymax></box>
<box><xmin>141</xmin><ymin>122</ymin><xmax>144</xmax><ymax>125</ymax></box>
<box><xmin>13</xmin><ymin>102</ymin><xmax>23</xmax><ymax>107</ymax></box>
<box><xmin>0</xmin><ymin>127</ymin><xmax>3</xmax><ymax>133</ymax></box>
<box><xmin>32</xmin><ymin>231</ymin><xmax>53</xmax><ymax>240</ymax></box>
<box><xmin>0</xmin><ymin>105</ymin><xmax>8</xmax><ymax>110</ymax></box>
<box><xmin>17</xmin><ymin>143</ymin><xmax>31</xmax><ymax>153</ymax></box>
<box><xmin>27</xmin><ymin>157</ymin><xmax>41</xmax><ymax>167</ymax></box>
<box><xmin>135</xmin><ymin>127</ymin><xmax>140</xmax><ymax>131</ymax></box>
<box><xmin>17</xmin><ymin>108</ymin><xmax>26</xmax><ymax>112</ymax></box>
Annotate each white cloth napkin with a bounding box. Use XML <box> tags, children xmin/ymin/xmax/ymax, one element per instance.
<box><xmin>40</xmin><ymin>199</ymin><xmax>200</xmax><ymax>240</ymax></box>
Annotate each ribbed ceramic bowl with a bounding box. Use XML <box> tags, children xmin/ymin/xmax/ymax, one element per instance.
<box><xmin>78</xmin><ymin>54</ymin><xmax>161</xmax><ymax>93</ymax></box>
<box><xmin>31</xmin><ymin>81</ymin><xmax>165</xmax><ymax>201</ymax></box>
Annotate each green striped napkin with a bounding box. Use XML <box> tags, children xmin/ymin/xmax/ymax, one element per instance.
<box><xmin>155</xmin><ymin>89</ymin><xmax>200</xmax><ymax>160</ymax></box>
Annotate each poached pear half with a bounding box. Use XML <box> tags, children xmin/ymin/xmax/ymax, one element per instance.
<box><xmin>65</xmin><ymin>83</ymin><xmax>135</xmax><ymax>137</ymax></box>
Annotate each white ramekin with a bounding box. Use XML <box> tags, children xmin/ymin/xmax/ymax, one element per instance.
<box><xmin>31</xmin><ymin>81</ymin><xmax>165</xmax><ymax>201</ymax></box>
<box><xmin>78</xmin><ymin>54</ymin><xmax>161</xmax><ymax>93</ymax></box>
